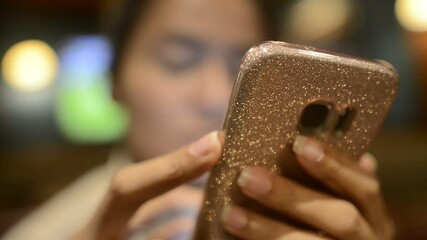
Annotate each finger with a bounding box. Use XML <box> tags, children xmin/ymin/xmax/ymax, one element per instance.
<box><xmin>221</xmin><ymin>205</ymin><xmax>330</xmax><ymax>240</ymax></box>
<box><xmin>293</xmin><ymin>136</ymin><xmax>392</xmax><ymax>239</ymax></box>
<box><xmin>358</xmin><ymin>153</ymin><xmax>378</xmax><ymax>175</ymax></box>
<box><xmin>128</xmin><ymin>185</ymin><xmax>202</xmax><ymax>231</ymax></box>
<box><xmin>237</xmin><ymin>167</ymin><xmax>377</xmax><ymax>240</ymax></box>
<box><xmin>110</xmin><ymin>131</ymin><xmax>221</xmax><ymax>203</ymax></box>
<box><xmin>292</xmin><ymin>136</ymin><xmax>373</xmax><ymax>200</ymax></box>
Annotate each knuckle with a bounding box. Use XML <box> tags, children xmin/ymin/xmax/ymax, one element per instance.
<box><xmin>317</xmin><ymin>155</ymin><xmax>341</xmax><ymax>178</ymax></box>
<box><xmin>335</xmin><ymin>201</ymin><xmax>365</xmax><ymax>238</ymax></box>
<box><xmin>165</xmin><ymin>156</ymin><xmax>187</xmax><ymax>179</ymax></box>
<box><xmin>359</xmin><ymin>179</ymin><xmax>381</xmax><ymax>202</ymax></box>
<box><xmin>110</xmin><ymin>167</ymin><xmax>132</xmax><ymax>198</ymax></box>
<box><xmin>278</xmin><ymin>183</ymin><xmax>299</xmax><ymax>207</ymax></box>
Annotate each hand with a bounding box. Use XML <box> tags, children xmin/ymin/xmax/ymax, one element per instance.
<box><xmin>73</xmin><ymin>131</ymin><xmax>222</xmax><ymax>240</ymax></box>
<box><xmin>221</xmin><ymin>136</ymin><xmax>395</xmax><ymax>240</ymax></box>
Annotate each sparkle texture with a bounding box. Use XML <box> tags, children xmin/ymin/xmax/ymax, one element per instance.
<box><xmin>193</xmin><ymin>41</ymin><xmax>399</xmax><ymax>239</ymax></box>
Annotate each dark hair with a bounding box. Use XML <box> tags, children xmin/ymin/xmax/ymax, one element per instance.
<box><xmin>109</xmin><ymin>0</ymin><xmax>278</xmax><ymax>79</ymax></box>
<box><xmin>109</xmin><ymin>0</ymin><xmax>152</xmax><ymax>78</ymax></box>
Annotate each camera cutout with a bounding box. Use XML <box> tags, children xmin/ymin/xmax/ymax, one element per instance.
<box><xmin>298</xmin><ymin>101</ymin><xmax>332</xmax><ymax>135</ymax></box>
<box><xmin>333</xmin><ymin>107</ymin><xmax>355</xmax><ymax>137</ymax></box>
<box><xmin>298</xmin><ymin>101</ymin><xmax>355</xmax><ymax>137</ymax></box>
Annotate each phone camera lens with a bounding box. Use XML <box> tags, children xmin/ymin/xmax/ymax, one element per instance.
<box><xmin>299</xmin><ymin>102</ymin><xmax>331</xmax><ymax>132</ymax></box>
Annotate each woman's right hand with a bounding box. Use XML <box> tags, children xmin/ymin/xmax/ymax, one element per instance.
<box><xmin>72</xmin><ymin>131</ymin><xmax>222</xmax><ymax>240</ymax></box>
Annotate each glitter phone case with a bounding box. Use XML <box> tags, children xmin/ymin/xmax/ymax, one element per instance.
<box><xmin>193</xmin><ymin>41</ymin><xmax>399</xmax><ymax>239</ymax></box>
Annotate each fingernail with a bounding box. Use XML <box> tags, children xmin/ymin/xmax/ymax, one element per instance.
<box><xmin>293</xmin><ymin>135</ymin><xmax>307</xmax><ymax>154</ymax></box>
<box><xmin>221</xmin><ymin>206</ymin><xmax>248</xmax><ymax>229</ymax></box>
<box><xmin>359</xmin><ymin>152</ymin><xmax>378</xmax><ymax>173</ymax></box>
<box><xmin>238</xmin><ymin>168</ymin><xmax>272</xmax><ymax>196</ymax></box>
<box><xmin>293</xmin><ymin>135</ymin><xmax>325</xmax><ymax>162</ymax></box>
<box><xmin>188</xmin><ymin>131</ymin><xmax>219</xmax><ymax>158</ymax></box>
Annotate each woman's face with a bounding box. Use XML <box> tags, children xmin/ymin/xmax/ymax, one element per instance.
<box><xmin>115</xmin><ymin>0</ymin><xmax>265</xmax><ymax>159</ymax></box>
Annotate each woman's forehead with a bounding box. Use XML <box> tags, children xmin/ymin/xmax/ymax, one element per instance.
<box><xmin>134</xmin><ymin>0</ymin><xmax>265</xmax><ymax>47</ymax></box>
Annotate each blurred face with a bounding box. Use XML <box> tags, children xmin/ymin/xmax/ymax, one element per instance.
<box><xmin>115</xmin><ymin>0</ymin><xmax>265</xmax><ymax>159</ymax></box>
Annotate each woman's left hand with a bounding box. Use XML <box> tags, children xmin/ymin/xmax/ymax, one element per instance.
<box><xmin>221</xmin><ymin>135</ymin><xmax>395</xmax><ymax>240</ymax></box>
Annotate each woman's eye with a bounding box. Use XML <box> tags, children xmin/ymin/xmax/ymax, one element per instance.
<box><xmin>153</xmin><ymin>43</ymin><xmax>204</xmax><ymax>73</ymax></box>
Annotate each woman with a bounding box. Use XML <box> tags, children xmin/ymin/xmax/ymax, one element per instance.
<box><xmin>4</xmin><ymin>0</ymin><xmax>394</xmax><ymax>239</ymax></box>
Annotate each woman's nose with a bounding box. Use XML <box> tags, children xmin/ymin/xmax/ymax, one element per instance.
<box><xmin>203</xmin><ymin>59</ymin><xmax>233</xmax><ymax>98</ymax></box>
<box><xmin>197</xmin><ymin>57</ymin><xmax>234</xmax><ymax>118</ymax></box>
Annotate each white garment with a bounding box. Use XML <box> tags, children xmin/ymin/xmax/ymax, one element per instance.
<box><xmin>1</xmin><ymin>149</ymin><xmax>131</xmax><ymax>240</ymax></box>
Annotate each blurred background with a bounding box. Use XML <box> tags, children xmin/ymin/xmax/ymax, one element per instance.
<box><xmin>0</xmin><ymin>0</ymin><xmax>426</xmax><ymax>238</ymax></box>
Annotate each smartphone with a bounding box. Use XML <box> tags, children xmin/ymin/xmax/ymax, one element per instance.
<box><xmin>193</xmin><ymin>41</ymin><xmax>399</xmax><ymax>239</ymax></box>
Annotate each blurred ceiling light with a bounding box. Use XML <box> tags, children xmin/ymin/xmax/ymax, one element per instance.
<box><xmin>285</xmin><ymin>0</ymin><xmax>356</xmax><ymax>42</ymax></box>
<box><xmin>1</xmin><ymin>40</ymin><xmax>58</xmax><ymax>92</ymax></box>
<box><xmin>395</xmin><ymin>0</ymin><xmax>427</xmax><ymax>32</ymax></box>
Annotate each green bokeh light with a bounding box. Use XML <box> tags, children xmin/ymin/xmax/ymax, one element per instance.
<box><xmin>56</xmin><ymin>75</ymin><xmax>128</xmax><ymax>143</ymax></box>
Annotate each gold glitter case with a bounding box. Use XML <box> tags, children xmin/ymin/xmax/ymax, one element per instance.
<box><xmin>193</xmin><ymin>41</ymin><xmax>399</xmax><ymax>239</ymax></box>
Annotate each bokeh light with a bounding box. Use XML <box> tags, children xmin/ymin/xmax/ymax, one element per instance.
<box><xmin>55</xmin><ymin>36</ymin><xmax>127</xmax><ymax>143</ymax></box>
<box><xmin>395</xmin><ymin>0</ymin><xmax>427</xmax><ymax>32</ymax></box>
<box><xmin>56</xmin><ymin>76</ymin><xmax>127</xmax><ymax>143</ymax></box>
<box><xmin>1</xmin><ymin>40</ymin><xmax>58</xmax><ymax>92</ymax></box>
<box><xmin>284</xmin><ymin>0</ymin><xmax>355</xmax><ymax>43</ymax></box>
